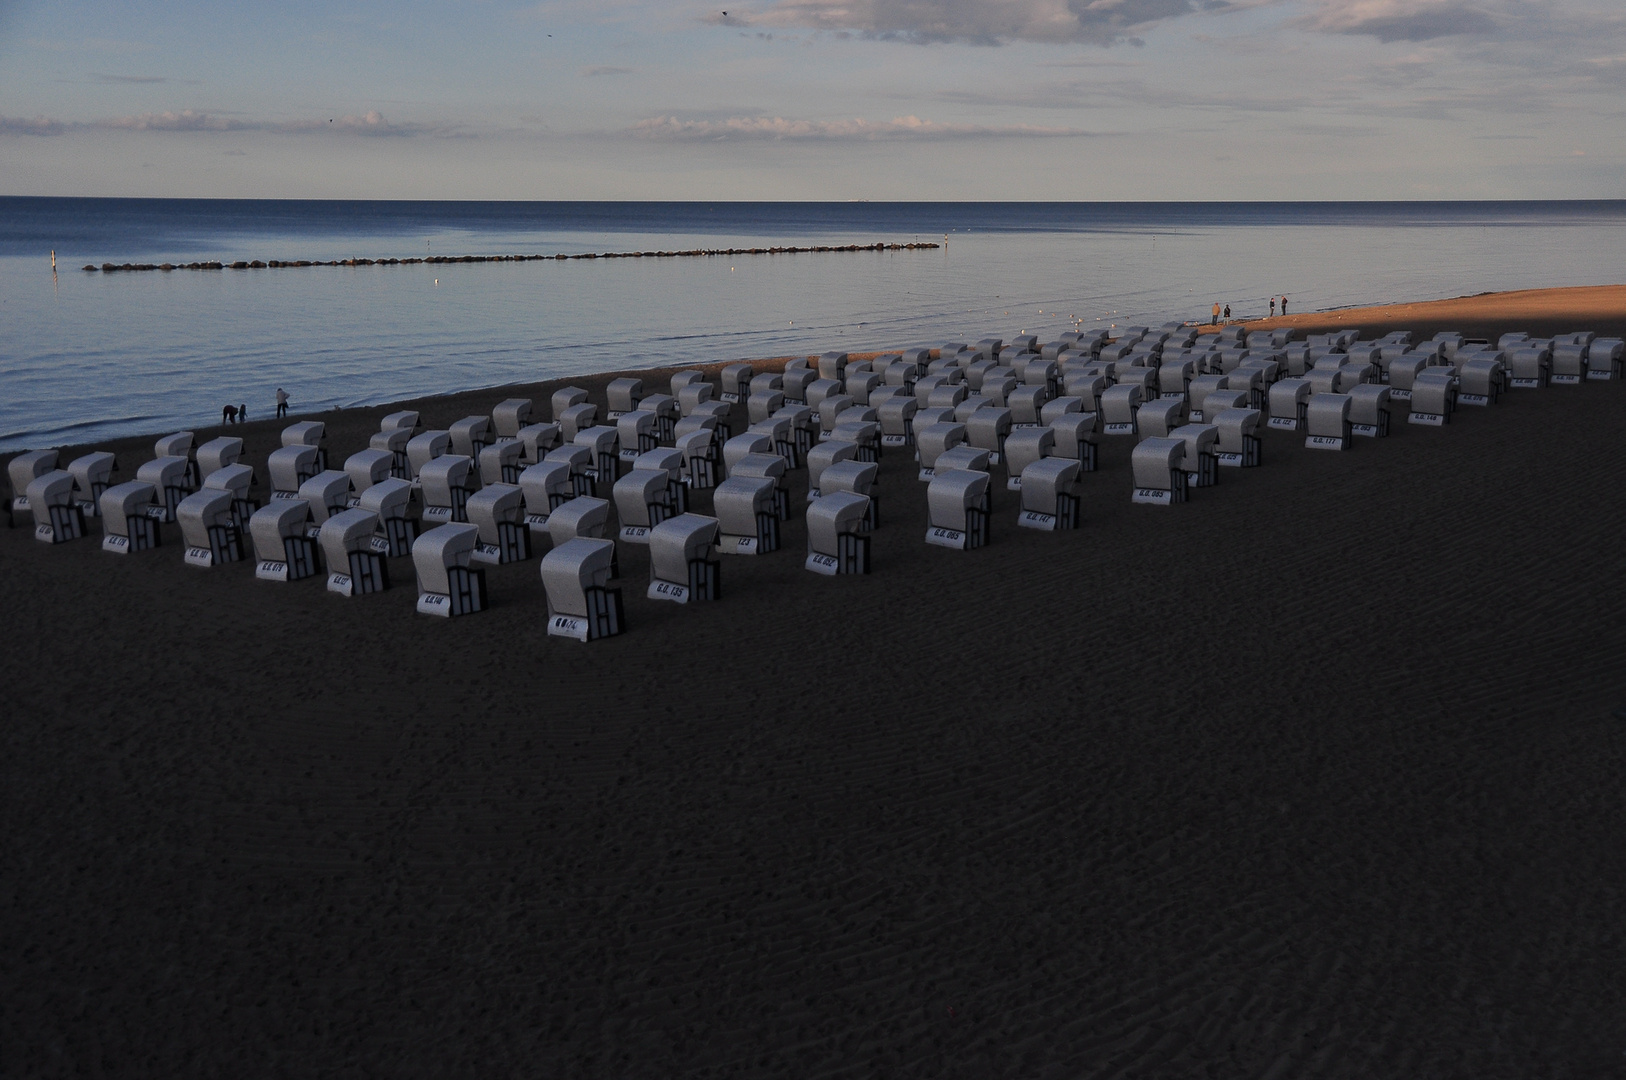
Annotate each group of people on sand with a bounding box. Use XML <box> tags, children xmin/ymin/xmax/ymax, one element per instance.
<box><xmin>222</xmin><ymin>388</ymin><xmax>289</xmax><ymax>425</ymax></box>
<box><xmin>1211</xmin><ymin>296</ymin><xmax>1288</xmax><ymax>325</ymax></box>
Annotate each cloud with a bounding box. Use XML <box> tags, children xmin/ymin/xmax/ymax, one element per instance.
<box><xmin>91</xmin><ymin>73</ymin><xmax>167</xmax><ymax>84</ymax></box>
<box><xmin>580</xmin><ymin>65</ymin><xmax>634</xmax><ymax>75</ymax></box>
<box><xmin>704</xmin><ymin>0</ymin><xmax>1221</xmax><ymax>45</ymax></box>
<box><xmin>272</xmin><ymin>110</ymin><xmax>440</xmax><ymax>136</ymax></box>
<box><xmin>1300</xmin><ymin>0</ymin><xmax>1496</xmax><ymax>41</ymax></box>
<box><xmin>101</xmin><ymin>110</ymin><xmax>256</xmax><ymax>132</ymax></box>
<box><xmin>631</xmin><ymin>113</ymin><xmax>1095</xmax><ymax>139</ymax></box>
<box><xmin>0</xmin><ymin>115</ymin><xmax>67</xmax><ymax>136</ymax></box>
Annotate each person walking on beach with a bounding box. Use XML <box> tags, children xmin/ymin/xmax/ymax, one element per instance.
<box><xmin>275</xmin><ymin>388</ymin><xmax>289</xmax><ymax>419</ymax></box>
<box><xmin>1211</xmin><ymin>302</ymin><xmax>1220</xmax><ymax>326</ymax></box>
<box><xmin>1270</xmin><ymin>298</ymin><xmax>1276</xmax><ymax>317</ymax></box>
<box><xmin>1281</xmin><ymin>296</ymin><xmax>1288</xmax><ymax>315</ymax></box>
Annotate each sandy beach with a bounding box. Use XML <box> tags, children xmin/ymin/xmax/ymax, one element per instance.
<box><xmin>5</xmin><ymin>285</ymin><xmax>1626</xmax><ymax>1076</ymax></box>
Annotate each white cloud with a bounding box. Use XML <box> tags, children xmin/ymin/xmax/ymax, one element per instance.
<box><xmin>704</xmin><ymin>0</ymin><xmax>1217</xmax><ymax>45</ymax></box>
<box><xmin>630</xmin><ymin>113</ymin><xmax>1095</xmax><ymax>139</ymax></box>
<box><xmin>0</xmin><ymin>115</ymin><xmax>67</xmax><ymax>136</ymax></box>
<box><xmin>0</xmin><ymin>109</ymin><xmax>465</xmax><ymax>138</ymax></box>
<box><xmin>1300</xmin><ymin>0</ymin><xmax>1496</xmax><ymax>41</ymax></box>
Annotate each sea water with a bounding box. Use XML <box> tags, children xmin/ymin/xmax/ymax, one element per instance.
<box><xmin>3</xmin><ymin>198</ymin><xmax>1624</xmax><ymax>450</ymax></box>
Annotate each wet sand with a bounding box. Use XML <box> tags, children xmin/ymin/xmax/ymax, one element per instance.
<box><xmin>5</xmin><ymin>286</ymin><xmax>1626</xmax><ymax>1076</ymax></box>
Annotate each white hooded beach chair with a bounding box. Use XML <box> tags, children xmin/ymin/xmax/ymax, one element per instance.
<box><xmin>723</xmin><ymin>432</ymin><xmax>775</xmax><ymax>479</ymax></box>
<box><xmin>298</xmin><ymin>469</ymin><xmax>353</xmax><ymax>526</ymax></box>
<box><xmin>154</xmin><ymin>432</ymin><xmax>199</xmax><ymax>489</ymax></box>
<box><xmin>268</xmin><ymin>445</ymin><xmax>322</xmax><ymax>500</ymax></box>
<box><xmin>551</xmin><ymin>385</ymin><xmax>588</xmax><ymax>418</ymax></box>
<box><xmin>1061</xmin><ymin>373</ymin><xmax>1107</xmax><ymax>415</ymax></box>
<box><xmin>405</xmin><ymin>430</ymin><xmax>450</xmax><ymax>481</ymax></box>
<box><xmin>1507</xmin><ymin>348</ymin><xmax>1550</xmax><ymax>389</ymax></box>
<box><xmin>493</xmin><ymin>398</ymin><xmax>533</xmax><ymax>437</ymax></box>
<box><xmin>519</xmin><ymin>459</ymin><xmax>575</xmax><ymax>531</ymax></box>
<box><xmin>1458</xmin><ymin>359</ymin><xmax>1502</xmax><ymax>406</ymax></box>
<box><xmin>25</xmin><ymin>470</ymin><xmax>85</xmax><ymax>544</ymax></box>
<box><xmin>196</xmin><ymin>437</ymin><xmax>243</xmax><ymax>478</ymax></box>
<box><xmin>478</xmin><ymin>440</ymin><xmax>525</xmax><ymax>486</ymax></box>
<box><xmin>1305</xmin><ymin>393</ymin><xmax>1353</xmax><ymax>450</ymax></box>
<box><xmin>676</xmin><ymin>428</ymin><xmax>718</xmax><ymax>489</ymax></box>
<box><xmin>632</xmin><ymin>448</ymin><xmax>689</xmax><ymax>513</ymax></box>
<box><xmin>202</xmin><ymin>462</ymin><xmax>258</xmax><ymax>527</ymax></box>
<box><xmin>320</xmin><ymin>508</ymin><xmax>389</xmax><ymax>595</ymax></box>
<box><xmin>748</xmin><ymin>389</ymin><xmax>787</xmax><ymax>425</ymax></box>
<box><xmin>1136</xmin><ymin>399</ymin><xmax>1183</xmax><ymax>439</ymax></box>
<box><xmin>924</xmin><ymin>469</ymin><xmax>991</xmax><ymax>550</ymax></box>
<box><xmin>639</xmin><ymin>393</ymin><xmax>680</xmax><ymax>442</ymax></box>
<box><xmin>670</xmin><ymin>369</ymin><xmax>704</xmax><ymax>397</ymax></box>
<box><xmin>677</xmin><ymin>380</ymin><xmax>715</xmax><ymax>418</ymax></box>
<box><xmin>250</xmin><ymin>499</ymin><xmax>318</xmax><ymax>580</ymax></box>
<box><xmin>1347</xmin><ymin>385</ymin><xmax>1392</xmax><ymax>437</ymax></box>
<box><xmin>719</xmin><ymin>363</ymin><xmax>753</xmax><ymax>404</ymax></box>
<box><xmin>7</xmin><ymin>450</ymin><xmax>58</xmax><ymax>526</ymax></box>
<box><xmin>617</xmin><ymin>410</ymin><xmax>661</xmax><ymax>464</ymax></box>
<box><xmin>177</xmin><ymin>488</ymin><xmax>240</xmax><ymax>566</ymax></box>
<box><xmin>1386</xmin><ymin>357</ymin><xmax>1427</xmax><ymax>402</ymax></box>
<box><xmin>357</xmin><ymin>476</ymin><xmax>416</xmax><ymax>557</ymax></box>
<box><xmin>613</xmin><ymin>468</ymin><xmax>676</xmax><ymax>543</ymax></box>
<box><xmin>575</xmin><ymin>426</ymin><xmax>620</xmax><ymax>492</ymax></box>
<box><xmin>845</xmin><ymin>368</ymin><xmax>881</xmax><ymax>406</ymax></box>
<box><xmin>1158</xmin><ymin>358</ymin><xmax>1195</xmax><ymax>402</ymax></box>
<box><xmin>807</xmin><ymin>440</ymin><xmax>857</xmax><ymax>500</ymax></box>
<box><xmin>419</xmin><ymin>454</ymin><xmax>477</xmax><ymax>524</ymax></box>
<box><xmin>449</xmin><ymin>415</ymin><xmax>494</xmax><ymax>459</ymax></box>
<box><xmin>805</xmin><ymin>491</ymin><xmax>871</xmax><ymax>575</ymax></box>
<box><xmin>98</xmin><ymin>480</ymin><xmax>162</xmax><ymax>553</ymax></box>
<box><xmin>558</xmin><ymin>402</ymin><xmax>598</xmax><ymax>444</ymax></box>
<box><xmin>380</xmin><ymin>411</ymin><xmax>419</xmax><ymax>433</ymax></box>
<box><xmin>607</xmin><ymin>378</ymin><xmax>644</xmax><ymax>418</ymax></box>
<box><xmin>730</xmin><ymin>453</ymin><xmax>791</xmax><ymax>520</ymax></box>
<box><xmin>817</xmin><ymin>351</ymin><xmax>849</xmax><ymax>382</ymax></box>
<box><xmin>1211</xmin><ymin>407</ymin><xmax>1262</xmax><ymax>468</ymax></box>
<box><xmin>1101</xmin><ymin>384</ymin><xmax>1144</xmax><ymax>435</ymax></box>
<box><xmin>369</xmin><ymin>426</ymin><xmax>413</xmax><ymax>479</ymax></box>
<box><xmin>1131</xmin><ymin>437</ymin><xmax>1188</xmax><ymax>505</ymax></box>
<box><xmin>1408</xmin><ymin>372</ymin><xmax>1454</xmax><ymax>426</ymax></box>
<box><xmin>878</xmin><ymin>395</ymin><xmax>919</xmax><ymax>450</ymax></box>
<box><xmin>280</xmin><ymin>421</ymin><xmax>327</xmax><ymax>471</ymax></box>
<box><xmin>545</xmin><ymin>494</ymin><xmax>613</xmax><ymax>556</ymax></box>
<box><xmin>1047</xmin><ymin>409</ymin><xmax>1100</xmax><ymax>472</ymax></box>
<box><xmin>1173</xmin><ymin>424</ymin><xmax>1220</xmax><ymax>486</ymax></box>
<box><xmin>545</xmin><ymin>443</ymin><xmax>597</xmax><ymax>499</ymax></box>
<box><xmin>816</xmin><ymin>393</ymin><xmax>855</xmax><ymax>439</ymax></box>
<box><xmin>829</xmin><ymin>416</ymin><xmax>881</xmax><ymax>462</ymax></box>
<box><xmin>1007</xmin><ymin>385</ymin><xmax>1051</xmax><ymax>429</ymax></box>
<box><xmin>413</xmin><ymin>522</ymin><xmax>486</xmax><ymax>616</ymax></box>
<box><xmin>1550</xmin><ymin>344</ymin><xmax>1587</xmax><ymax>385</ymax></box>
<box><xmin>137</xmin><ymin>456</ymin><xmax>191</xmax><ymax>524</ymax></box>
<box><xmin>819</xmin><ymin>459</ymin><xmax>878</xmax><ymax>531</ymax></box>
<box><xmin>780</xmin><ymin>364</ymin><xmax>816</xmax><ymax>406</ymax></box>
<box><xmin>713</xmin><ymin>475</ymin><xmax>780</xmax><ymax>554</ymax></box>
<box><xmin>747</xmin><ymin>415</ymin><xmax>797</xmax><ymax>467</ymax></box>
<box><xmin>465</xmin><ymin>483</ymin><xmax>530</xmax><ymax>564</ymax></box>
<box><xmin>542</xmin><ymin>537</ymin><xmax>623</xmax><ymax>640</ymax></box>
<box><xmin>965</xmin><ymin>406</ymin><xmax>1013</xmax><ymax>465</ymax></box>
<box><xmin>66</xmin><ymin>452</ymin><xmax>117</xmax><ymax>519</ymax></box>
<box><xmin>1002</xmin><ymin>427</ymin><xmax>1054</xmax><ymax>491</ymax></box>
<box><xmin>916</xmin><ymin>421</ymin><xmax>968</xmax><ymax>480</ymax></box>
<box><xmin>1586</xmin><ymin>338</ymin><xmax>1624</xmax><ymax>380</ymax></box>
<box><xmin>345</xmin><ymin>449</ymin><xmax>396</xmax><ymax>502</ymax></box>
<box><xmin>1017</xmin><ymin>458</ymin><xmax>1082</xmax><ymax>531</ymax></box>
<box><xmin>648</xmin><ymin>513</ymin><xmax>720</xmax><ymax>603</ymax></box>
<box><xmin>1267</xmin><ymin>378</ymin><xmax>1311</xmax><ymax>432</ymax></box>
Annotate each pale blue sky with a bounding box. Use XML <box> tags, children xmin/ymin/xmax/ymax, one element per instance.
<box><xmin>3</xmin><ymin>0</ymin><xmax>1623</xmax><ymax>199</ymax></box>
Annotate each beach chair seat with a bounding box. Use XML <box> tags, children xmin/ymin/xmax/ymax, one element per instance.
<box><xmin>1457</xmin><ymin>359</ymin><xmax>1502</xmax><ymax>405</ymax></box>
<box><xmin>638</xmin><ymin>394</ymin><xmax>680</xmax><ymax>442</ymax></box>
<box><xmin>745</xmin><ymin>415</ymin><xmax>795</xmax><ymax>468</ymax></box>
<box><xmin>1135</xmin><ymin>399</ymin><xmax>1183</xmax><ymax>439</ymax></box>
<box><xmin>477</xmin><ymin>440</ymin><xmax>525</xmax><ymax>486</ymax></box>
<box><xmin>380</xmin><ymin>411</ymin><xmax>419</xmax><ymax>433</ymax></box>
<box><xmin>405</xmin><ymin>430</ymin><xmax>451</xmax><ymax>481</ymax></box>
<box><xmin>412</xmin><ymin>522</ymin><xmax>485</xmax><ymax>616</ymax></box>
<box><xmin>250</xmin><ymin>499</ymin><xmax>319</xmax><ymax>580</ymax></box>
<box><xmin>1173</xmin><ymin>424</ymin><xmax>1220</xmax><ymax>486</ymax></box>
<box><xmin>419</xmin><ymin>454</ymin><xmax>478</xmax><ymax>524</ymax></box>
<box><xmin>713</xmin><ymin>475</ymin><xmax>780</xmax><ymax>555</ymax></box>
<box><xmin>280</xmin><ymin>422</ymin><xmax>327</xmax><ymax>471</ymax></box>
<box><xmin>1408</xmin><ymin>372</ymin><xmax>1454</xmax><ymax>425</ymax></box>
<box><xmin>780</xmin><ymin>365</ymin><xmax>816</xmax><ymax>405</ymax></box>
<box><xmin>881</xmin><ymin>357</ymin><xmax>918</xmax><ymax>389</ymax></box>
<box><xmin>1131</xmin><ymin>437</ymin><xmax>1189</xmax><ymax>505</ymax></box>
<box><xmin>1266</xmin><ymin>378</ymin><xmax>1311</xmax><ymax>431</ymax></box>
<box><xmin>1007</xmin><ymin>384</ymin><xmax>1051</xmax><ymax>428</ymax></box>
<box><xmin>677</xmin><ymin>380</ymin><xmax>715</xmax><ymax>417</ymax></box>
<box><xmin>196</xmin><ymin>437</ymin><xmax>243</xmax><ymax>477</ymax></box>
<box><xmin>1549</xmin><ymin>344</ymin><xmax>1587</xmax><ymax>385</ymax></box>
<box><xmin>1586</xmin><ymin>338</ymin><xmax>1624</xmax><ymax>380</ymax></box>
<box><xmin>924</xmin><ymin>469</ymin><xmax>991</xmax><ymax>550</ymax></box>
<box><xmin>1101</xmin><ymin>384</ymin><xmax>1144</xmax><ymax>435</ymax></box>
<box><xmin>1003</xmin><ymin>427</ymin><xmax>1055</xmax><ymax>491</ymax></box>
<box><xmin>462</xmin><ymin>483</ymin><xmax>531</xmax><ymax>565</ymax></box>
<box><xmin>8</xmin><ymin>450</ymin><xmax>59</xmax><ymax>526</ymax></box>
<box><xmin>545</xmin><ymin>444</ymin><xmax>597</xmax><ymax>499</ymax></box>
<box><xmin>1305</xmin><ymin>393</ymin><xmax>1353</xmax><ymax>450</ymax></box>
<box><xmin>356</xmin><ymin>477</ymin><xmax>416</xmax><ymax>557</ymax></box>
<box><xmin>268</xmin><ymin>442</ymin><xmax>324</xmax><ymax>500</ymax></box>
<box><xmin>814</xmin><ymin>351</ymin><xmax>847</xmax><ymax>382</ymax></box>
<box><xmin>648</xmin><ymin>513</ymin><xmax>720</xmax><ymax>603</ymax></box>
<box><xmin>1048</xmin><ymin>410</ymin><xmax>1100</xmax><ymax>472</ymax></box>
<box><xmin>368</xmin><ymin>427</ymin><xmax>413</xmax><ymax>479</ymax></box>
<box><xmin>617</xmin><ymin>410</ymin><xmax>662</xmax><ymax>464</ymax></box>
<box><xmin>492</xmin><ymin>398</ymin><xmax>533</xmax><ymax>437</ymax></box>
<box><xmin>137</xmin><ymin>456</ymin><xmax>191</xmax><ymax>524</ymax></box>
<box><xmin>718</xmin><ymin>363</ymin><xmax>753</xmax><ymax>404</ymax></box>
<box><xmin>318</xmin><ymin>508</ymin><xmax>390</xmax><ymax>595</ymax></box>
<box><xmin>67</xmin><ymin>452</ymin><xmax>118</xmax><ymax>518</ymax></box>
<box><xmin>1017</xmin><ymin>458</ymin><xmax>1082</xmax><ymax>531</ymax></box>
<box><xmin>676</xmin><ymin>429</ymin><xmax>718</xmax><ymax>489</ymax></box>
<box><xmin>613</xmin><ymin>469</ymin><xmax>676</xmax><ymax>542</ymax></box>
<box><xmin>748</xmin><ymin>389</ymin><xmax>786</xmax><ymax>425</ymax></box>
<box><xmin>345</xmin><ymin>448</ymin><xmax>396</xmax><ymax>502</ymax></box>
<box><xmin>298</xmin><ymin>469</ymin><xmax>353</xmax><ymax>527</ymax></box>
<box><xmin>154</xmin><ymin>432</ymin><xmax>200</xmax><ymax>489</ymax></box>
<box><xmin>1347</xmin><ymin>385</ymin><xmax>1392</xmax><ymax>437</ymax></box>
<box><xmin>448</xmin><ymin>415</ymin><xmax>494</xmax><ymax>459</ymax></box>
<box><xmin>575</xmin><ymin>426</ymin><xmax>620</xmax><ymax>491</ymax></box>
<box><xmin>607</xmin><ymin>379</ymin><xmax>644</xmax><ymax>418</ymax></box>
<box><xmin>24</xmin><ymin>470</ymin><xmax>85</xmax><ymax>544</ymax></box>
<box><xmin>730</xmin><ymin>453</ymin><xmax>791</xmax><ymax>520</ymax></box>
<box><xmin>1157</xmin><ymin>358</ymin><xmax>1195</xmax><ymax>402</ymax></box>
<box><xmin>202</xmin><ymin>462</ymin><xmax>258</xmax><ymax>527</ymax></box>
<box><xmin>805</xmin><ymin>491</ymin><xmax>871</xmax><ymax>575</ymax></box>
<box><xmin>979</xmin><ymin>374</ymin><xmax>1018</xmax><ymax>408</ymax></box>
<box><xmin>558</xmin><ymin>401</ymin><xmax>598</xmax><ymax>443</ymax></box>
<box><xmin>546</xmin><ymin>496</ymin><xmax>613</xmax><ymax>557</ymax></box>
<box><xmin>1506</xmin><ymin>347</ymin><xmax>1550</xmax><ymax>389</ymax></box>
<box><xmin>1016</xmin><ymin>356</ymin><xmax>1058</xmax><ymax>394</ymax></box>
<box><xmin>845</xmin><ymin>369</ymin><xmax>882</xmax><ymax>405</ymax></box>
<box><xmin>1386</xmin><ymin>357</ymin><xmax>1428</xmax><ymax>401</ymax></box>
<box><xmin>916</xmin><ymin>421</ymin><xmax>968</xmax><ymax>480</ymax></box>
<box><xmin>519</xmin><ymin>459</ymin><xmax>576</xmax><ymax>531</ymax></box>
<box><xmin>964</xmin><ymin>406</ymin><xmax>1013</xmax><ymax>465</ymax></box>
<box><xmin>543</xmin><ymin>538</ymin><xmax>624</xmax><ymax>640</ymax></box>
<box><xmin>99</xmin><ymin>481</ymin><xmax>161</xmax><ymax>553</ymax></box>
<box><xmin>177</xmin><ymin>487</ymin><xmax>240</xmax><ymax>565</ymax></box>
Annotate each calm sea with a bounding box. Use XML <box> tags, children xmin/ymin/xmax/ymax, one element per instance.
<box><xmin>3</xmin><ymin>198</ymin><xmax>1624</xmax><ymax>450</ymax></box>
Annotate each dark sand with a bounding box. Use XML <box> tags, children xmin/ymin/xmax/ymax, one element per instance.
<box><xmin>5</xmin><ymin>287</ymin><xmax>1626</xmax><ymax>1076</ymax></box>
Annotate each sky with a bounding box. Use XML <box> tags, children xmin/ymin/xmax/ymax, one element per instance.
<box><xmin>2</xmin><ymin>0</ymin><xmax>1624</xmax><ymax>200</ymax></box>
